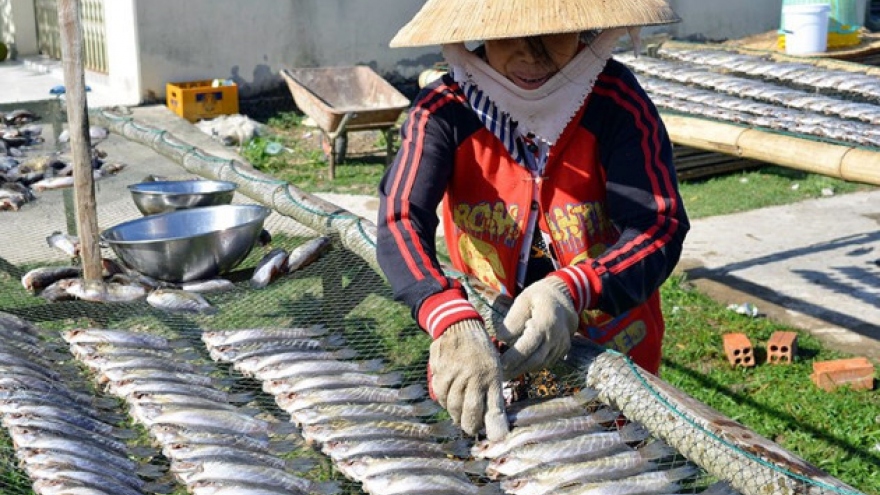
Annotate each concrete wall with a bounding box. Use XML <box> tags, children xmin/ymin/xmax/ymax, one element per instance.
<box><xmin>134</xmin><ymin>0</ymin><xmax>441</xmax><ymax>101</ymax></box>
<box><xmin>668</xmin><ymin>0</ymin><xmax>782</xmax><ymax>41</ymax></box>
<box><xmin>0</xmin><ymin>0</ymin><xmax>39</xmax><ymax>57</ymax></box>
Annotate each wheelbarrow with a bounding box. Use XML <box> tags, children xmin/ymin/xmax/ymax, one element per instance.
<box><xmin>280</xmin><ymin>66</ymin><xmax>411</xmax><ymax>179</ymax></box>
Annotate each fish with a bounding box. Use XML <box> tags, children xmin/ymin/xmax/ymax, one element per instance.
<box><xmin>147</xmin><ymin>288</ymin><xmax>216</xmax><ymax>314</ymax></box>
<box><xmin>177</xmin><ymin>461</ymin><xmax>340</xmax><ymax>495</ymax></box>
<box><xmin>250</xmin><ymin>247</ymin><xmax>289</xmax><ymax>288</ymax></box>
<box><xmin>261</xmin><ymin>369</ymin><xmax>399</xmax><ymax>395</ymax></box>
<box><xmin>500</xmin><ymin>442</ymin><xmax>675</xmax><ymax>495</ymax></box>
<box><xmin>21</xmin><ymin>266</ymin><xmax>84</xmax><ymax>293</ymax></box>
<box><xmin>275</xmin><ymin>383</ymin><xmax>425</xmax><ymax>414</ymax></box>
<box><xmin>552</xmin><ymin>465</ymin><xmax>699</xmax><ymax>495</ymax></box>
<box><xmin>472</xmin><ymin>408</ymin><xmax>619</xmax><ymax>459</ymax></box>
<box><xmin>302</xmin><ymin>418</ymin><xmax>460</xmax><ymax>446</ymax></box>
<box><xmin>506</xmin><ymin>387</ymin><xmax>599</xmax><ymax>427</ymax></box>
<box><xmin>338</xmin><ymin>455</ymin><xmax>480</xmax><ymax>483</ymax></box>
<box><xmin>486</xmin><ymin>422</ymin><xmax>652</xmax><ymax>479</ymax></box>
<box><xmin>62</xmin><ymin>328</ymin><xmax>174</xmax><ymax>349</ymax></box>
<box><xmin>138</xmin><ymin>408</ymin><xmax>281</xmax><ymax>438</ymax></box>
<box><xmin>285</xmin><ymin>236</ymin><xmax>332</xmax><ymax>273</ymax></box>
<box><xmin>64</xmin><ymin>279</ymin><xmax>148</xmax><ymax>303</ymax></box>
<box><xmin>4</xmin><ymin>109</ymin><xmax>38</xmax><ymax>125</ymax></box>
<box><xmin>166</xmin><ymin>443</ymin><xmax>315</xmax><ymax>472</ymax></box>
<box><xmin>201</xmin><ymin>324</ymin><xmax>329</xmax><ymax>348</ymax></box>
<box><xmin>180</xmin><ymin>278</ymin><xmax>236</xmax><ymax>293</ymax></box>
<box><xmin>290</xmin><ymin>400</ymin><xmax>442</xmax><ymax>427</ymax></box>
<box><xmin>322</xmin><ymin>437</ymin><xmax>472</xmax><ymax>462</ymax></box>
<box><xmin>235</xmin><ymin>349</ymin><xmax>359</xmax><ymax>377</ymax></box>
<box><xmin>46</xmin><ymin>231</ymin><xmax>80</xmax><ymax>257</ymax></box>
<box><xmin>246</xmin><ymin>355</ymin><xmax>382</xmax><ymax>381</ymax></box>
<box><xmin>361</xmin><ymin>471</ymin><xmax>496</xmax><ymax>495</ymax></box>
<box><xmin>208</xmin><ymin>335</ymin><xmax>348</xmax><ymax>362</ymax></box>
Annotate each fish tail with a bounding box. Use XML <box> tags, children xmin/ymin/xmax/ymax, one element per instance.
<box><xmin>443</xmin><ymin>438</ymin><xmax>474</xmax><ymax>458</ymax></box>
<box><xmin>430</xmin><ymin>419</ymin><xmax>462</xmax><ymax>438</ymax></box>
<box><xmin>358</xmin><ymin>358</ymin><xmax>386</xmax><ymax>372</ymax></box>
<box><xmin>665</xmin><ymin>464</ymin><xmax>700</xmax><ymax>483</ymax></box>
<box><xmin>314</xmin><ymin>480</ymin><xmax>342</xmax><ymax>495</ymax></box>
<box><xmin>619</xmin><ymin>422</ymin><xmax>651</xmax><ymax>443</ymax></box>
<box><xmin>333</xmin><ymin>348</ymin><xmax>359</xmax><ymax>360</ymax></box>
<box><xmin>284</xmin><ymin>457</ymin><xmax>318</xmax><ymax>473</ymax></box>
<box><xmin>573</xmin><ymin>386</ymin><xmax>600</xmax><ymax>403</ymax></box>
<box><xmin>638</xmin><ymin>440</ymin><xmax>674</xmax><ymax>460</ymax></box>
<box><xmin>227</xmin><ymin>391</ymin><xmax>256</xmax><ymax>403</ymax></box>
<box><xmin>412</xmin><ymin>399</ymin><xmax>443</xmax><ymax>417</ymax></box>
<box><xmin>324</xmin><ymin>334</ymin><xmax>347</xmax><ymax>347</ymax></box>
<box><xmin>399</xmin><ymin>383</ymin><xmax>427</xmax><ymax>400</ymax></box>
<box><xmin>376</xmin><ymin>371</ymin><xmax>404</xmax><ymax>387</ymax></box>
<box><xmin>267</xmin><ymin>421</ymin><xmax>300</xmax><ymax>436</ymax></box>
<box><xmin>463</xmin><ymin>458</ymin><xmax>489</xmax><ymax>474</ymax></box>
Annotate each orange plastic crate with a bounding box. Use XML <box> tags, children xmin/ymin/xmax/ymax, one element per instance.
<box><xmin>166</xmin><ymin>80</ymin><xmax>239</xmax><ymax>122</ymax></box>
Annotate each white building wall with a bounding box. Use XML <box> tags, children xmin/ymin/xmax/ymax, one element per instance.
<box><xmin>134</xmin><ymin>0</ymin><xmax>439</xmax><ymax>101</ymax></box>
<box><xmin>1</xmin><ymin>0</ymin><xmax>38</xmax><ymax>57</ymax></box>
<box><xmin>101</xmin><ymin>0</ymin><xmax>141</xmax><ymax>105</ymax></box>
<box><xmin>668</xmin><ymin>0</ymin><xmax>782</xmax><ymax>40</ymax></box>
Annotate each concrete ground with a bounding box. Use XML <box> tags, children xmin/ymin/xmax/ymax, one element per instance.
<box><xmin>1</xmin><ymin>56</ymin><xmax>879</xmax><ymax>363</ymax></box>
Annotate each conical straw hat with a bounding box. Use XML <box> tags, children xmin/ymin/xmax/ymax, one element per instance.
<box><xmin>390</xmin><ymin>0</ymin><xmax>680</xmax><ymax>47</ymax></box>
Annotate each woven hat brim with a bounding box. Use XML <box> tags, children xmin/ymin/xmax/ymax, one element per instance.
<box><xmin>390</xmin><ymin>0</ymin><xmax>680</xmax><ymax>48</ymax></box>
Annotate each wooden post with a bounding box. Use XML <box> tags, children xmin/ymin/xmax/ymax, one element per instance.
<box><xmin>58</xmin><ymin>0</ymin><xmax>102</xmax><ymax>283</ymax></box>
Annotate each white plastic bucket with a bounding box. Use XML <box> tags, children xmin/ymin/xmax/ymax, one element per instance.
<box><xmin>783</xmin><ymin>3</ymin><xmax>832</xmax><ymax>55</ymax></box>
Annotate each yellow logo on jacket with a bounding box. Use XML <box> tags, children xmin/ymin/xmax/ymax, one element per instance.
<box><xmin>458</xmin><ymin>234</ymin><xmax>505</xmax><ymax>291</ymax></box>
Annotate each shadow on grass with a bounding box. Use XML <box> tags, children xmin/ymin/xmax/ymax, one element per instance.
<box><xmin>662</xmin><ymin>357</ymin><xmax>880</xmax><ymax>472</ymax></box>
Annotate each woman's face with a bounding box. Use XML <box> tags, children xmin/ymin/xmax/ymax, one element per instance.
<box><xmin>484</xmin><ymin>33</ymin><xmax>580</xmax><ymax>90</ymax></box>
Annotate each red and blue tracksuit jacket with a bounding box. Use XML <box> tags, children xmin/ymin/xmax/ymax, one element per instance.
<box><xmin>377</xmin><ymin>58</ymin><xmax>689</xmax><ymax>374</ymax></box>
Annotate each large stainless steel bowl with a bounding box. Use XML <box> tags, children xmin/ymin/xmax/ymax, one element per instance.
<box><xmin>100</xmin><ymin>204</ymin><xmax>271</xmax><ymax>283</ymax></box>
<box><xmin>128</xmin><ymin>180</ymin><xmax>238</xmax><ymax>215</ymax></box>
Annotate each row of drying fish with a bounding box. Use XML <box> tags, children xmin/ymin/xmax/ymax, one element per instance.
<box><xmin>654</xmin><ymin>46</ymin><xmax>880</xmax><ymax>102</ymax></box>
<box><xmin>62</xmin><ymin>327</ymin><xmax>336</xmax><ymax>495</ymax></box>
<box><xmin>0</xmin><ymin>313</ymin><xmax>155</xmax><ymax>495</ymax></box>
<box><xmin>619</xmin><ymin>53</ymin><xmax>880</xmax><ymax>127</ymax></box>
<box><xmin>471</xmin><ymin>392</ymin><xmax>719</xmax><ymax>495</ymax></box>
<box><xmin>201</xmin><ymin>325</ymin><xmax>497</xmax><ymax>495</ymax></box>
<box><xmin>21</xmin><ymin>253</ymin><xmax>219</xmax><ymax>314</ymax></box>
<box><xmin>639</xmin><ymin>77</ymin><xmax>880</xmax><ymax>148</ymax></box>
<box><xmin>202</xmin><ymin>325</ymin><xmax>730</xmax><ymax>495</ymax></box>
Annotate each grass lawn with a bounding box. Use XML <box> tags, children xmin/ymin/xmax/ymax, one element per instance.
<box><xmin>243</xmin><ymin>111</ymin><xmax>880</xmax><ymax>493</ymax></box>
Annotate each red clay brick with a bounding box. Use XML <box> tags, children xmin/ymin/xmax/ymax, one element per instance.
<box><xmin>766</xmin><ymin>331</ymin><xmax>798</xmax><ymax>365</ymax></box>
<box><xmin>811</xmin><ymin>357</ymin><xmax>875</xmax><ymax>392</ymax></box>
<box><xmin>722</xmin><ymin>333</ymin><xmax>755</xmax><ymax>368</ymax></box>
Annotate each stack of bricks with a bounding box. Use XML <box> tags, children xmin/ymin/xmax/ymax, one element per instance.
<box><xmin>766</xmin><ymin>331</ymin><xmax>798</xmax><ymax>364</ymax></box>
<box><xmin>811</xmin><ymin>357</ymin><xmax>876</xmax><ymax>392</ymax></box>
<box><xmin>722</xmin><ymin>333</ymin><xmax>755</xmax><ymax>368</ymax></box>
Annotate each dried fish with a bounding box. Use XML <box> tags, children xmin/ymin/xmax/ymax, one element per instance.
<box><xmin>472</xmin><ymin>408</ymin><xmax>619</xmax><ymax>459</ymax></box>
<box><xmin>286</xmin><ymin>236</ymin><xmax>332</xmax><ymax>273</ymax></box>
<box><xmin>147</xmin><ymin>288</ymin><xmax>216</xmax><ymax>314</ymax></box>
<box><xmin>250</xmin><ymin>247</ymin><xmax>289</xmax><ymax>288</ymax></box>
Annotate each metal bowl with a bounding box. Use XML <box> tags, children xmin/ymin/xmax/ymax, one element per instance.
<box><xmin>100</xmin><ymin>204</ymin><xmax>271</xmax><ymax>283</ymax></box>
<box><xmin>128</xmin><ymin>180</ymin><xmax>238</xmax><ymax>215</ymax></box>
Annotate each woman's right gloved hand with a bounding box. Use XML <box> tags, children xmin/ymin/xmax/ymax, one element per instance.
<box><xmin>429</xmin><ymin>319</ymin><xmax>509</xmax><ymax>441</ymax></box>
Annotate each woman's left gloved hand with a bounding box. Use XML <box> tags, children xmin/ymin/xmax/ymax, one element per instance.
<box><xmin>497</xmin><ymin>276</ymin><xmax>580</xmax><ymax>380</ymax></box>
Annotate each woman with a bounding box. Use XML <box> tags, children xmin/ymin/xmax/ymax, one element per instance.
<box><xmin>378</xmin><ymin>0</ymin><xmax>690</xmax><ymax>441</ymax></box>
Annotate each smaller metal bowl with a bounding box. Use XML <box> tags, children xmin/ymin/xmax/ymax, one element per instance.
<box><xmin>128</xmin><ymin>179</ymin><xmax>238</xmax><ymax>216</ymax></box>
<box><xmin>100</xmin><ymin>204</ymin><xmax>270</xmax><ymax>282</ymax></box>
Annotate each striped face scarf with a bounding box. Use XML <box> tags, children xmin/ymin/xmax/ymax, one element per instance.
<box><xmin>442</xmin><ymin>28</ymin><xmax>631</xmax><ymax>147</ymax></box>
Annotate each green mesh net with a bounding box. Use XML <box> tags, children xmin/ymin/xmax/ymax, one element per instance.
<box><xmin>0</xmin><ymin>105</ymin><xmax>867</xmax><ymax>495</ymax></box>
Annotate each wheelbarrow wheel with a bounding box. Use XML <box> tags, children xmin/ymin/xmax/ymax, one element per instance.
<box><xmin>321</xmin><ymin>133</ymin><xmax>348</xmax><ymax>164</ymax></box>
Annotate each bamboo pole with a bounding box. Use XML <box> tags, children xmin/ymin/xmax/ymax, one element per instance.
<box><xmin>660</xmin><ymin>113</ymin><xmax>880</xmax><ymax>186</ymax></box>
<box><xmin>58</xmin><ymin>0</ymin><xmax>101</xmax><ymax>283</ymax></box>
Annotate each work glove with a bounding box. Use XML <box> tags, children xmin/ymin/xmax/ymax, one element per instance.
<box><xmin>497</xmin><ymin>276</ymin><xmax>580</xmax><ymax>380</ymax></box>
<box><xmin>429</xmin><ymin>319</ymin><xmax>509</xmax><ymax>441</ymax></box>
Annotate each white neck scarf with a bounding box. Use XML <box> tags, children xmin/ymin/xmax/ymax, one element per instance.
<box><xmin>442</xmin><ymin>28</ymin><xmax>635</xmax><ymax>145</ymax></box>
